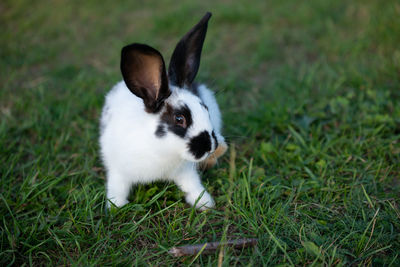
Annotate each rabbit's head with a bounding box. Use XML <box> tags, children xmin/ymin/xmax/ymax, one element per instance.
<box><xmin>120</xmin><ymin>13</ymin><xmax>217</xmax><ymax>162</ymax></box>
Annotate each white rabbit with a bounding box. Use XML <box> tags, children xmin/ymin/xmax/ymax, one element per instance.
<box><xmin>99</xmin><ymin>12</ymin><xmax>227</xmax><ymax>210</ymax></box>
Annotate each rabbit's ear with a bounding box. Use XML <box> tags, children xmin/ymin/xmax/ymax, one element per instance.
<box><xmin>121</xmin><ymin>43</ymin><xmax>171</xmax><ymax>113</ymax></box>
<box><xmin>168</xmin><ymin>12</ymin><xmax>211</xmax><ymax>88</ymax></box>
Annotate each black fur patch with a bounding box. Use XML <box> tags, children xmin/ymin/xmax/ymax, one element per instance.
<box><xmin>188</xmin><ymin>131</ymin><xmax>211</xmax><ymax>159</ymax></box>
<box><xmin>155</xmin><ymin>124</ymin><xmax>166</xmax><ymax>137</ymax></box>
<box><xmin>159</xmin><ymin>104</ymin><xmax>193</xmax><ymax>138</ymax></box>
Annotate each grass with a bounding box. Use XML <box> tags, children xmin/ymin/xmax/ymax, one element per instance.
<box><xmin>1</xmin><ymin>0</ymin><xmax>399</xmax><ymax>265</ymax></box>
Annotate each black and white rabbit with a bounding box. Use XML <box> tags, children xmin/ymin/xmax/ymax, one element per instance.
<box><xmin>100</xmin><ymin>12</ymin><xmax>227</xmax><ymax>210</ymax></box>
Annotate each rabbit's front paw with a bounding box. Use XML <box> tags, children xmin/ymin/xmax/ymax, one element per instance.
<box><xmin>186</xmin><ymin>191</ymin><xmax>215</xmax><ymax>210</ymax></box>
<box><xmin>106</xmin><ymin>197</ymin><xmax>128</xmax><ymax>209</ymax></box>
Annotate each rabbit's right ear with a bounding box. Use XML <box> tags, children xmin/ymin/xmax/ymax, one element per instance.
<box><xmin>168</xmin><ymin>12</ymin><xmax>212</xmax><ymax>88</ymax></box>
<box><xmin>121</xmin><ymin>43</ymin><xmax>171</xmax><ymax>113</ymax></box>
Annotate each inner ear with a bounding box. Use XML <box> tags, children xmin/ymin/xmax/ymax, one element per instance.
<box><xmin>134</xmin><ymin>54</ymin><xmax>162</xmax><ymax>96</ymax></box>
<box><xmin>121</xmin><ymin>43</ymin><xmax>170</xmax><ymax>113</ymax></box>
<box><xmin>168</xmin><ymin>12</ymin><xmax>212</xmax><ymax>88</ymax></box>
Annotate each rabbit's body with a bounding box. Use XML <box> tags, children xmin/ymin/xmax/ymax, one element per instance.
<box><xmin>100</xmin><ymin>81</ymin><xmax>183</xmax><ymax>183</ymax></box>
<box><xmin>100</xmin><ymin>12</ymin><xmax>226</xmax><ymax>209</ymax></box>
<box><xmin>100</xmin><ymin>81</ymin><xmax>223</xmax><ymax>181</ymax></box>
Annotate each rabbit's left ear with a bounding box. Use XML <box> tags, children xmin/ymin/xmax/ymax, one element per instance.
<box><xmin>168</xmin><ymin>12</ymin><xmax>212</xmax><ymax>88</ymax></box>
<box><xmin>121</xmin><ymin>43</ymin><xmax>170</xmax><ymax>113</ymax></box>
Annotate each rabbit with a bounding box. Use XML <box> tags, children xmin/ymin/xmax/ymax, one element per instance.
<box><xmin>99</xmin><ymin>12</ymin><xmax>227</xmax><ymax>210</ymax></box>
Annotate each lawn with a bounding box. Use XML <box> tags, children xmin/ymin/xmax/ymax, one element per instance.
<box><xmin>1</xmin><ymin>0</ymin><xmax>399</xmax><ymax>265</ymax></box>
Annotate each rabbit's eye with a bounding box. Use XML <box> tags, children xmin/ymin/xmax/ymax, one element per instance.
<box><xmin>175</xmin><ymin>114</ymin><xmax>187</xmax><ymax>128</ymax></box>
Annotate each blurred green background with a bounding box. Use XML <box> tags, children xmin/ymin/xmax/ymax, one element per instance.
<box><xmin>1</xmin><ymin>0</ymin><xmax>399</xmax><ymax>265</ymax></box>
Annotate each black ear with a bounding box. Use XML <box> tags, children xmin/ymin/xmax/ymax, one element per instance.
<box><xmin>168</xmin><ymin>12</ymin><xmax>212</xmax><ymax>88</ymax></box>
<box><xmin>121</xmin><ymin>43</ymin><xmax>171</xmax><ymax>113</ymax></box>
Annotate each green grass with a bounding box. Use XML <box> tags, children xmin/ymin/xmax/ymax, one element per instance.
<box><xmin>1</xmin><ymin>0</ymin><xmax>400</xmax><ymax>265</ymax></box>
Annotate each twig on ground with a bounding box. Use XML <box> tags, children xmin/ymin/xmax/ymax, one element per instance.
<box><xmin>168</xmin><ymin>238</ymin><xmax>258</xmax><ymax>257</ymax></box>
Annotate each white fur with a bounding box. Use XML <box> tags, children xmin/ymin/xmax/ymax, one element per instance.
<box><xmin>197</xmin><ymin>84</ymin><xmax>224</xmax><ymax>144</ymax></box>
<box><xmin>100</xmin><ymin>81</ymin><xmax>222</xmax><ymax>210</ymax></box>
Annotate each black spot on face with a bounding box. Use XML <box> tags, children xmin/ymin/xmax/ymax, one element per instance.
<box><xmin>159</xmin><ymin>104</ymin><xmax>193</xmax><ymax>138</ymax></box>
<box><xmin>155</xmin><ymin>124</ymin><xmax>166</xmax><ymax>137</ymax></box>
<box><xmin>189</xmin><ymin>131</ymin><xmax>211</xmax><ymax>159</ymax></box>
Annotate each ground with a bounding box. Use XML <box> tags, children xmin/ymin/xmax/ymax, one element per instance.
<box><xmin>1</xmin><ymin>0</ymin><xmax>399</xmax><ymax>265</ymax></box>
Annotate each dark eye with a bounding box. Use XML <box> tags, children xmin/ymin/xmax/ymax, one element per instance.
<box><xmin>174</xmin><ymin>114</ymin><xmax>187</xmax><ymax>128</ymax></box>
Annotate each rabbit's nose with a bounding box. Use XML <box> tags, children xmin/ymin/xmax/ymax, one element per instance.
<box><xmin>188</xmin><ymin>131</ymin><xmax>212</xmax><ymax>160</ymax></box>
